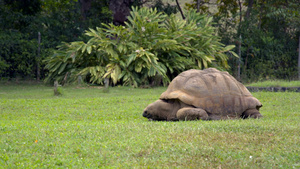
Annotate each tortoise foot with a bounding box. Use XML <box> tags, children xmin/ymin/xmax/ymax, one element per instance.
<box><xmin>242</xmin><ymin>109</ymin><xmax>263</xmax><ymax>119</ymax></box>
<box><xmin>177</xmin><ymin>108</ymin><xmax>209</xmax><ymax>121</ymax></box>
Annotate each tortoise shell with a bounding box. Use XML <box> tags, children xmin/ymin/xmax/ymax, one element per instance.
<box><xmin>160</xmin><ymin>68</ymin><xmax>262</xmax><ymax>117</ymax></box>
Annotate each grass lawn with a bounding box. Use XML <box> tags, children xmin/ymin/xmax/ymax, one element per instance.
<box><xmin>0</xmin><ymin>83</ymin><xmax>299</xmax><ymax>168</ymax></box>
<box><xmin>246</xmin><ymin>80</ymin><xmax>300</xmax><ymax>87</ymax></box>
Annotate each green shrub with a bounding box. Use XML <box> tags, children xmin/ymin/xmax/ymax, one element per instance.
<box><xmin>44</xmin><ymin>7</ymin><xmax>237</xmax><ymax>87</ymax></box>
<box><xmin>0</xmin><ymin>31</ymin><xmax>38</xmax><ymax>78</ymax></box>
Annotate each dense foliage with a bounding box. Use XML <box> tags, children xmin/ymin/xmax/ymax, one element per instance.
<box><xmin>1</xmin><ymin>0</ymin><xmax>299</xmax><ymax>83</ymax></box>
<box><xmin>187</xmin><ymin>0</ymin><xmax>300</xmax><ymax>81</ymax></box>
<box><xmin>45</xmin><ymin>7</ymin><xmax>237</xmax><ymax>87</ymax></box>
<box><xmin>0</xmin><ymin>0</ymin><xmax>112</xmax><ymax>80</ymax></box>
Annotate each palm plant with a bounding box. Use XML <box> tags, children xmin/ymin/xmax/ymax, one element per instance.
<box><xmin>44</xmin><ymin>7</ymin><xmax>237</xmax><ymax>87</ymax></box>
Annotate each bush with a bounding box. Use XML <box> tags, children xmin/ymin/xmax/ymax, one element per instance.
<box><xmin>0</xmin><ymin>0</ymin><xmax>112</xmax><ymax>80</ymax></box>
<box><xmin>44</xmin><ymin>7</ymin><xmax>237</xmax><ymax>87</ymax></box>
<box><xmin>0</xmin><ymin>31</ymin><xmax>38</xmax><ymax>78</ymax></box>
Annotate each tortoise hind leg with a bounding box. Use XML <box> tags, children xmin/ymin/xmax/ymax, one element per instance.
<box><xmin>176</xmin><ymin>108</ymin><xmax>209</xmax><ymax>121</ymax></box>
<box><xmin>241</xmin><ymin>109</ymin><xmax>263</xmax><ymax>119</ymax></box>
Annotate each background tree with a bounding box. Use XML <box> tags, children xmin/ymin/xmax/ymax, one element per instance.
<box><xmin>1</xmin><ymin>0</ymin><xmax>299</xmax><ymax>83</ymax></box>
<box><xmin>187</xmin><ymin>0</ymin><xmax>300</xmax><ymax>81</ymax></box>
<box><xmin>0</xmin><ymin>0</ymin><xmax>41</xmax><ymax>79</ymax></box>
<box><xmin>0</xmin><ymin>0</ymin><xmax>112</xmax><ymax>80</ymax></box>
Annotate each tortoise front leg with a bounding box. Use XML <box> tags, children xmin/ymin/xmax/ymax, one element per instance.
<box><xmin>176</xmin><ymin>108</ymin><xmax>209</xmax><ymax>121</ymax></box>
<box><xmin>241</xmin><ymin>109</ymin><xmax>263</xmax><ymax>119</ymax></box>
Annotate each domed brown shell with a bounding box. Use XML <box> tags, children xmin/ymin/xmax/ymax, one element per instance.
<box><xmin>160</xmin><ymin>68</ymin><xmax>262</xmax><ymax>117</ymax></box>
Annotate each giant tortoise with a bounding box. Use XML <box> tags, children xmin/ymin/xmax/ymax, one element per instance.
<box><xmin>143</xmin><ymin>68</ymin><xmax>263</xmax><ymax>121</ymax></box>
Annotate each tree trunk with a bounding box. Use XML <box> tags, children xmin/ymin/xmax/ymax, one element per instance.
<box><xmin>78</xmin><ymin>75</ymin><xmax>83</xmax><ymax>86</ymax></box>
<box><xmin>238</xmin><ymin>0</ymin><xmax>242</xmax><ymax>23</ymax></box>
<box><xmin>54</xmin><ymin>81</ymin><xmax>60</xmax><ymax>96</ymax></box>
<box><xmin>238</xmin><ymin>35</ymin><xmax>242</xmax><ymax>81</ymax></box>
<box><xmin>175</xmin><ymin>0</ymin><xmax>185</xmax><ymax>19</ymax></box>
<box><xmin>103</xmin><ymin>78</ymin><xmax>109</xmax><ymax>93</ymax></box>
<box><xmin>109</xmin><ymin>0</ymin><xmax>134</xmax><ymax>25</ymax></box>
<box><xmin>244</xmin><ymin>47</ymin><xmax>249</xmax><ymax>71</ymax></box>
<box><xmin>197</xmin><ymin>0</ymin><xmax>202</xmax><ymax>13</ymax></box>
<box><xmin>78</xmin><ymin>0</ymin><xmax>92</xmax><ymax>20</ymax></box>
<box><xmin>245</xmin><ymin>0</ymin><xmax>253</xmax><ymax>18</ymax></box>
<box><xmin>237</xmin><ymin>0</ymin><xmax>242</xmax><ymax>81</ymax></box>
<box><xmin>36</xmin><ymin>32</ymin><xmax>41</xmax><ymax>82</ymax></box>
<box><xmin>258</xmin><ymin>0</ymin><xmax>265</xmax><ymax>29</ymax></box>
<box><xmin>298</xmin><ymin>35</ymin><xmax>300</xmax><ymax>80</ymax></box>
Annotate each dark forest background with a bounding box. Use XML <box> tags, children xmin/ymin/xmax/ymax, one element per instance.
<box><xmin>0</xmin><ymin>0</ymin><xmax>299</xmax><ymax>84</ymax></box>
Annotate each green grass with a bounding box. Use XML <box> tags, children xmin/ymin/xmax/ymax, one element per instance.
<box><xmin>246</xmin><ymin>80</ymin><xmax>300</xmax><ymax>87</ymax></box>
<box><xmin>0</xmin><ymin>83</ymin><xmax>299</xmax><ymax>168</ymax></box>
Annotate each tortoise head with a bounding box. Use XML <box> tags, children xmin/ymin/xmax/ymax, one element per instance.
<box><xmin>143</xmin><ymin>99</ymin><xmax>179</xmax><ymax>121</ymax></box>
